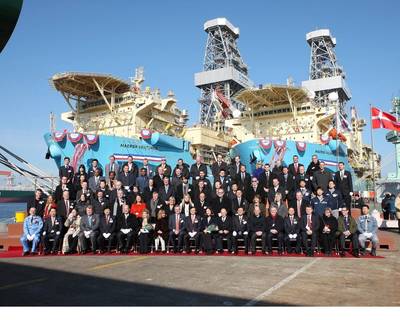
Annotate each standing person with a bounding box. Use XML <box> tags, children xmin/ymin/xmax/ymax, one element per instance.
<box><xmin>59</xmin><ymin>156</ymin><xmax>74</xmax><ymax>182</ymax></box>
<box><xmin>325</xmin><ymin>180</ymin><xmax>344</xmax><ymax>218</ymax></box>
<box><xmin>156</xmin><ymin>158</ymin><xmax>172</xmax><ymax>177</ymax></box>
<box><xmin>27</xmin><ymin>189</ymin><xmax>46</xmax><ymax>217</ymax></box>
<box><xmin>41</xmin><ymin>208</ymin><xmax>63</xmax><ymax>255</ymax></box>
<box><xmin>43</xmin><ymin>195</ymin><xmax>57</xmax><ymax>220</ymax></box>
<box><xmin>136</xmin><ymin>168</ymin><xmax>150</xmax><ymax>194</ymax></box>
<box><xmin>300</xmin><ymin>205</ymin><xmax>320</xmax><ymax>256</ymax></box>
<box><xmin>211</xmin><ymin>153</ymin><xmax>228</xmax><ymax>178</ymax></box>
<box><xmin>306</xmin><ymin>154</ymin><xmax>320</xmax><ymax>178</ymax></box>
<box><xmin>154</xmin><ymin>209</ymin><xmax>169</xmax><ymax>253</ymax></box>
<box><xmin>141</xmin><ymin>158</ymin><xmax>154</xmax><ymax>178</ymax></box>
<box><xmin>105</xmin><ymin>155</ymin><xmax>119</xmax><ymax>179</ymax></box>
<box><xmin>62</xmin><ymin>209</ymin><xmax>81</xmax><ymax>254</ymax></box>
<box><xmin>284</xmin><ymin>207</ymin><xmax>301</xmax><ymax>254</ymax></box>
<box><xmin>353</xmin><ymin>193</ymin><xmax>365</xmax><ymax>209</ymax></box>
<box><xmin>288</xmin><ymin>155</ymin><xmax>303</xmax><ymax>176</ymax></box>
<box><xmin>357</xmin><ymin>205</ymin><xmax>379</xmax><ymax>256</ymax></box>
<box><xmin>310</xmin><ymin>187</ymin><xmax>329</xmax><ymax>217</ymax></box>
<box><xmin>88</xmin><ymin>159</ymin><xmax>103</xmax><ymax>178</ymax></box>
<box><xmin>289</xmin><ymin>191</ymin><xmax>309</xmax><ymax>219</ymax></box>
<box><xmin>97</xmin><ymin>208</ymin><xmax>116</xmax><ymax>253</ymax></box>
<box><xmin>312</xmin><ymin>161</ymin><xmax>333</xmax><ymax>193</ymax></box>
<box><xmin>334</xmin><ymin>162</ymin><xmax>353</xmax><ymax>209</ymax></box>
<box><xmin>336</xmin><ymin>207</ymin><xmax>359</xmax><ymax>257</ymax></box>
<box><xmin>118</xmin><ymin>164</ymin><xmax>136</xmax><ymax>191</ymax></box>
<box><xmin>138</xmin><ymin>209</ymin><xmax>154</xmax><ymax>254</ymax></box>
<box><xmin>229</xmin><ymin>155</ymin><xmax>242</xmax><ymax>178</ymax></box>
<box><xmin>189</xmin><ymin>155</ymin><xmax>208</xmax><ymax>181</ymax></box>
<box><xmin>319</xmin><ymin>208</ymin><xmax>338</xmax><ymax>256</ymax></box>
<box><xmin>20</xmin><ymin>208</ymin><xmax>43</xmax><ymax>256</ymax></box>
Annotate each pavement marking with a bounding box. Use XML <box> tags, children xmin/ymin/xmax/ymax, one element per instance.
<box><xmin>88</xmin><ymin>256</ymin><xmax>148</xmax><ymax>271</ymax></box>
<box><xmin>245</xmin><ymin>257</ymin><xmax>321</xmax><ymax>306</ymax></box>
<box><xmin>0</xmin><ymin>277</ymin><xmax>47</xmax><ymax>291</ymax></box>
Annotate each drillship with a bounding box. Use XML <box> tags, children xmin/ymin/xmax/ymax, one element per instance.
<box><xmin>44</xmin><ymin>18</ymin><xmax>379</xmax><ymax>193</ymax></box>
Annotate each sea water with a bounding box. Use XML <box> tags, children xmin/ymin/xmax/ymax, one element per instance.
<box><xmin>0</xmin><ymin>203</ymin><xmax>26</xmax><ymax>220</ymax></box>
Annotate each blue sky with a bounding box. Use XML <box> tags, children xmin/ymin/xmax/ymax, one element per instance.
<box><xmin>0</xmin><ymin>0</ymin><xmax>399</xmax><ymax>178</ymax></box>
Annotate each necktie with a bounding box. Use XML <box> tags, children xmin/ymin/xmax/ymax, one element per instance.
<box><xmin>297</xmin><ymin>201</ymin><xmax>301</xmax><ymax>218</ymax></box>
<box><xmin>307</xmin><ymin>215</ymin><xmax>312</xmax><ymax>229</ymax></box>
<box><xmin>295</xmin><ymin>163</ymin><xmax>298</xmax><ymax>173</ymax></box>
<box><xmin>52</xmin><ymin>217</ymin><xmax>55</xmax><ymax>226</ymax></box>
<box><xmin>175</xmin><ymin>214</ymin><xmax>180</xmax><ymax>232</ymax></box>
<box><xmin>65</xmin><ymin>200</ymin><xmax>69</xmax><ymax>212</ymax></box>
<box><xmin>239</xmin><ymin>216</ymin><xmax>242</xmax><ymax>224</ymax></box>
<box><xmin>88</xmin><ymin>216</ymin><xmax>92</xmax><ymax>228</ymax></box>
<box><xmin>290</xmin><ymin>216</ymin><xmax>294</xmax><ymax>225</ymax></box>
<box><xmin>242</xmin><ymin>173</ymin><xmax>245</xmax><ymax>182</ymax></box>
<box><xmin>341</xmin><ymin>171</ymin><xmax>344</xmax><ymax>179</ymax></box>
<box><xmin>365</xmin><ymin>217</ymin><xmax>368</xmax><ymax>232</ymax></box>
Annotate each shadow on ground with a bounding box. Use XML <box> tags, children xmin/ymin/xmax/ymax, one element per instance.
<box><xmin>0</xmin><ymin>261</ymin><xmax>294</xmax><ymax>306</ymax></box>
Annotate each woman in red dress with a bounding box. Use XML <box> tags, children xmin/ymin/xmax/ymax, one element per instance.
<box><xmin>130</xmin><ymin>194</ymin><xmax>147</xmax><ymax>219</ymax></box>
<box><xmin>43</xmin><ymin>194</ymin><xmax>57</xmax><ymax>220</ymax></box>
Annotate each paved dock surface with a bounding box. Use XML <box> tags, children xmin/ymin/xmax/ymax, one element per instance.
<box><xmin>0</xmin><ymin>230</ymin><xmax>399</xmax><ymax>306</ymax></box>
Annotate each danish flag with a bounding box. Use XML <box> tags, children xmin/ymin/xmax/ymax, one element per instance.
<box><xmin>371</xmin><ymin>107</ymin><xmax>400</xmax><ymax>132</ymax></box>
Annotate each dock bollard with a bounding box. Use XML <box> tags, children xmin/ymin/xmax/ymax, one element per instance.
<box><xmin>15</xmin><ymin>211</ymin><xmax>26</xmax><ymax>223</ymax></box>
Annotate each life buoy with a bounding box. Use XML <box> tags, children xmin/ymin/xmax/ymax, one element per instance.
<box><xmin>140</xmin><ymin>128</ymin><xmax>152</xmax><ymax>140</ymax></box>
<box><xmin>68</xmin><ymin>132</ymin><xmax>83</xmax><ymax>143</ymax></box>
<box><xmin>53</xmin><ymin>130</ymin><xmax>66</xmax><ymax>142</ymax></box>
<box><xmin>274</xmin><ymin>140</ymin><xmax>286</xmax><ymax>149</ymax></box>
<box><xmin>296</xmin><ymin>141</ymin><xmax>307</xmax><ymax>152</ymax></box>
<box><xmin>320</xmin><ymin>134</ymin><xmax>330</xmax><ymax>145</ymax></box>
<box><xmin>84</xmin><ymin>134</ymin><xmax>99</xmax><ymax>145</ymax></box>
<box><xmin>259</xmin><ymin>138</ymin><xmax>272</xmax><ymax>150</ymax></box>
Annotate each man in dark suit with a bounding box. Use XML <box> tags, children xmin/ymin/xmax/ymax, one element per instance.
<box><xmin>118</xmin><ymin>164</ymin><xmax>136</xmax><ymax>191</ymax></box>
<box><xmin>76</xmin><ymin>181</ymin><xmax>93</xmax><ymax>202</ymax></box>
<box><xmin>265</xmin><ymin>206</ymin><xmax>284</xmax><ymax>254</ymax></box>
<box><xmin>288</xmin><ymin>155</ymin><xmax>303</xmax><ymax>177</ymax></box>
<box><xmin>294</xmin><ymin>165</ymin><xmax>312</xmax><ymax>190</ymax></box>
<box><xmin>312</xmin><ymin>161</ymin><xmax>333</xmax><ymax>193</ymax></box>
<box><xmin>259</xmin><ymin>164</ymin><xmax>276</xmax><ymax>198</ymax></box>
<box><xmin>194</xmin><ymin>192</ymin><xmax>209</xmax><ymax>218</ymax></box>
<box><xmin>232</xmin><ymin>189</ymin><xmax>249</xmax><ymax>214</ymax></box>
<box><xmin>232</xmin><ymin>207</ymin><xmax>249</xmax><ymax>254</ymax></box>
<box><xmin>228</xmin><ymin>155</ymin><xmax>242</xmax><ymax>178</ymax></box>
<box><xmin>116</xmin><ymin>204</ymin><xmax>139</xmax><ymax>253</ymax></box>
<box><xmin>216</xmin><ymin>208</ymin><xmax>233</xmax><ymax>253</ymax></box>
<box><xmin>97</xmin><ymin>208</ymin><xmax>116</xmax><ymax>253</ymax></box>
<box><xmin>92</xmin><ymin>190</ymin><xmax>110</xmax><ymax>215</ymax></box>
<box><xmin>235</xmin><ymin>164</ymin><xmax>251</xmax><ymax>191</ymax></box>
<box><xmin>284</xmin><ymin>207</ymin><xmax>301</xmax><ymax>253</ymax></box>
<box><xmin>159</xmin><ymin>176</ymin><xmax>175</xmax><ymax>204</ymax></box>
<box><xmin>211</xmin><ymin>188</ymin><xmax>232</xmax><ymax>216</ymax></box>
<box><xmin>189</xmin><ymin>155</ymin><xmax>208</xmax><ymax>180</ymax></box>
<box><xmin>183</xmin><ymin>207</ymin><xmax>201</xmax><ymax>253</ymax></box>
<box><xmin>54</xmin><ymin>176</ymin><xmax>75</xmax><ymax>201</ymax></box>
<box><xmin>279</xmin><ymin>167</ymin><xmax>294</xmax><ymax>201</ymax></box>
<box><xmin>57</xmin><ymin>190</ymin><xmax>74</xmax><ymax>219</ymax></box>
<box><xmin>268</xmin><ymin>178</ymin><xmax>286</xmax><ymax>204</ymax></box>
<box><xmin>152</xmin><ymin>166</ymin><xmax>165</xmax><ymax>191</ymax></box>
<box><xmin>249</xmin><ymin>206</ymin><xmax>266</xmax><ymax>254</ymax></box>
<box><xmin>245</xmin><ymin>177</ymin><xmax>264</xmax><ymax>203</ymax></box>
<box><xmin>105</xmin><ymin>155</ymin><xmax>119</xmax><ymax>179</ymax></box>
<box><xmin>300</xmin><ymin>205</ymin><xmax>320</xmax><ymax>256</ymax></box>
<box><xmin>123</xmin><ymin>156</ymin><xmax>138</xmax><ymax>177</ymax></box>
<box><xmin>168</xmin><ymin>205</ymin><xmax>185</xmax><ymax>253</ymax></box>
<box><xmin>215</xmin><ymin>168</ymin><xmax>231</xmax><ymax>192</ymax></box>
<box><xmin>211</xmin><ymin>153</ymin><xmax>228</xmax><ymax>178</ymax></box>
<box><xmin>174</xmin><ymin>158</ymin><xmax>190</xmax><ymax>179</ymax></box>
<box><xmin>156</xmin><ymin>158</ymin><xmax>172</xmax><ymax>177</ymax></box>
<box><xmin>79</xmin><ymin>205</ymin><xmax>100</xmax><ymax>254</ymax></box>
<box><xmin>59</xmin><ymin>157</ymin><xmax>74</xmax><ymax>183</ymax></box>
<box><xmin>334</xmin><ymin>161</ymin><xmax>353</xmax><ymax>209</ymax></box>
<box><xmin>27</xmin><ymin>189</ymin><xmax>46</xmax><ymax>217</ymax></box>
<box><xmin>88</xmin><ymin>159</ymin><xmax>103</xmax><ymax>178</ymax></box>
<box><xmin>174</xmin><ymin>176</ymin><xmax>192</xmax><ymax>204</ymax></box>
<box><xmin>306</xmin><ymin>154</ymin><xmax>320</xmax><ymax>177</ymax></box>
<box><xmin>41</xmin><ymin>208</ymin><xmax>63</xmax><ymax>254</ymax></box>
<box><xmin>289</xmin><ymin>191</ymin><xmax>309</xmax><ymax>219</ymax></box>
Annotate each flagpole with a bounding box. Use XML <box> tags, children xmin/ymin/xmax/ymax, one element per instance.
<box><xmin>369</xmin><ymin>104</ymin><xmax>377</xmax><ymax>207</ymax></box>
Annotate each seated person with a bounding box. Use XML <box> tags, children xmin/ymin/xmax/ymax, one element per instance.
<box><xmin>199</xmin><ymin>207</ymin><xmax>219</xmax><ymax>254</ymax></box>
<box><xmin>232</xmin><ymin>207</ymin><xmax>249</xmax><ymax>254</ymax></box>
<box><xmin>168</xmin><ymin>205</ymin><xmax>185</xmax><ymax>253</ymax></box>
<box><xmin>336</xmin><ymin>206</ymin><xmax>359</xmax><ymax>257</ymax></box>
<box><xmin>284</xmin><ymin>207</ymin><xmax>301</xmax><ymax>254</ymax></box>
<box><xmin>265</xmin><ymin>206</ymin><xmax>284</xmax><ymax>254</ymax></box>
<box><xmin>62</xmin><ymin>209</ymin><xmax>81</xmax><ymax>254</ymax></box>
<box><xmin>154</xmin><ymin>209</ymin><xmax>169</xmax><ymax>253</ymax></box>
<box><xmin>20</xmin><ymin>207</ymin><xmax>43</xmax><ymax>256</ymax></box>
<box><xmin>216</xmin><ymin>208</ymin><xmax>233</xmax><ymax>254</ymax></box>
<box><xmin>319</xmin><ymin>208</ymin><xmax>338</xmax><ymax>256</ymax></box>
<box><xmin>357</xmin><ymin>204</ymin><xmax>379</xmax><ymax>256</ymax></box>
<box><xmin>249</xmin><ymin>206</ymin><xmax>266</xmax><ymax>254</ymax></box>
<box><xmin>116</xmin><ymin>204</ymin><xmax>139</xmax><ymax>253</ymax></box>
<box><xmin>138</xmin><ymin>209</ymin><xmax>154</xmax><ymax>254</ymax></box>
<box><xmin>183</xmin><ymin>207</ymin><xmax>201</xmax><ymax>253</ymax></box>
<box><xmin>97</xmin><ymin>208</ymin><xmax>116</xmax><ymax>253</ymax></box>
<box><xmin>79</xmin><ymin>205</ymin><xmax>100</xmax><ymax>254</ymax></box>
<box><xmin>41</xmin><ymin>207</ymin><xmax>63</xmax><ymax>255</ymax></box>
<box><xmin>300</xmin><ymin>205</ymin><xmax>320</xmax><ymax>256</ymax></box>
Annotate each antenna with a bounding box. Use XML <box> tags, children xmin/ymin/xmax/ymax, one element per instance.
<box><xmin>50</xmin><ymin>112</ymin><xmax>56</xmax><ymax>133</ymax></box>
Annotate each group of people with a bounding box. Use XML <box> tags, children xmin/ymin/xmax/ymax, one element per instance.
<box><xmin>20</xmin><ymin>153</ymin><xmax>379</xmax><ymax>257</ymax></box>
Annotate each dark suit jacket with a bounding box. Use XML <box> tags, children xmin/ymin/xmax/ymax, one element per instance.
<box><xmin>56</xmin><ymin>199</ymin><xmax>75</xmax><ymax>219</ymax></box>
<box><xmin>288</xmin><ymin>199</ymin><xmax>309</xmax><ymax>218</ymax></box>
<box><xmin>312</xmin><ymin>170</ymin><xmax>333</xmax><ymax>192</ymax></box>
<box><xmin>288</xmin><ymin>163</ymin><xmax>304</xmax><ymax>177</ymax></box>
<box><xmin>334</xmin><ymin>170</ymin><xmax>353</xmax><ymax>195</ymax></box>
<box><xmin>59</xmin><ymin>165</ymin><xmax>74</xmax><ymax>181</ymax></box>
<box><xmin>99</xmin><ymin>215</ymin><xmax>116</xmax><ymax>234</ymax></box>
<box><xmin>245</xmin><ymin>184</ymin><xmax>265</xmax><ymax>203</ymax></box>
<box><xmin>211</xmin><ymin>196</ymin><xmax>232</xmax><ymax>215</ymax></box>
<box><xmin>232</xmin><ymin>215</ymin><xmax>249</xmax><ymax>233</ymax></box>
<box><xmin>278</xmin><ymin>173</ymin><xmax>295</xmax><ymax>196</ymax></box>
<box><xmin>42</xmin><ymin>216</ymin><xmax>63</xmax><ymax>235</ymax></box>
<box><xmin>27</xmin><ymin>197</ymin><xmax>46</xmax><ymax>217</ymax></box>
<box><xmin>259</xmin><ymin>171</ymin><xmax>276</xmax><ymax>189</ymax></box>
<box><xmin>118</xmin><ymin>171</ymin><xmax>136</xmax><ymax>189</ymax></box>
<box><xmin>159</xmin><ymin>185</ymin><xmax>175</xmax><ymax>203</ymax></box>
<box><xmin>265</xmin><ymin>215</ymin><xmax>284</xmax><ymax>233</ymax></box>
<box><xmin>215</xmin><ymin>176</ymin><xmax>231</xmax><ymax>192</ymax></box>
<box><xmin>284</xmin><ymin>215</ymin><xmax>301</xmax><ymax>235</ymax></box>
<box><xmin>189</xmin><ymin>163</ymin><xmax>208</xmax><ymax>179</ymax></box>
<box><xmin>319</xmin><ymin>215</ymin><xmax>338</xmax><ymax>234</ymax></box>
<box><xmin>116</xmin><ymin>213</ymin><xmax>139</xmax><ymax>232</ymax></box>
<box><xmin>199</xmin><ymin>215</ymin><xmax>218</xmax><ymax>231</ymax></box>
<box><xmin>217</xmin><ymin>216</ymin><xmax>233</xmax><ymax>233</ymax></box>
<box><xmin>235</xmin><ymin>172</ymin><xmax>251</xmax><ymax>190</ymax></box>
<box><xmin>248</xmin><ymin>215</ymin><xmax>266</xmax><ymax>233</ymax></box>
<box><xmin>211</xmin><ymin>161</ymin><xmax>228</xmax><ymax>177</ymax></box>
<box><xmin>184</xmin><ymin>215</ymin><xmax>201</xmax><ymax>233</ymax></box>
<box><xmin>194</xmin><ymin>200</ymin><xmax>209</xmax><ymax>218</ymax></box>
<box><xmin>300</xmin><ymin>214</ymin><xmax>320</xmax><ymax>233</ymax></box>
<box><xmin>92</xmin><ymin>198</ymin><xmax>110</xmax><ymax>215</ymax></box>
<box><xmin>54</xmin><ymin>184</ymin><xmax>75</xmax><ymax>202</ymax></box>
<box><xmin>294</xmin><ymin>173</ymin><xmax>312</xmax><ymax>190</ymax></box>
<box><xmin>268</xmin><ymin>186</ymin><xmax>286</xmax><ymax>204</ymax></box>
<box><xmin>228</xmin><ymin>162</ymin><xmax>242</xmax><ymax>178</ymax></box>
<box><xmin>231</xmin><ymin>196</ymin><xmax>249</xmax><ymax>213</ymax></box>
<box><xmin>168</xmin><ymin>213</ymin><xmax>185</xmax><ymax>232</ymax></box>
<box><xmin>88</xmin><ymin>166</ymin><xmax>103</xmax><ymax>178</ymax></box>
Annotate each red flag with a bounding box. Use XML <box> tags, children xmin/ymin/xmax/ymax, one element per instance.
<box><xmin>371</xmin><ymin>107</ymin><xmax>400</xmax><ymax>132</ymax></box>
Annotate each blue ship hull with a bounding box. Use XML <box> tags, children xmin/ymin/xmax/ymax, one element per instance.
<box><xmin>44</xmin><ymin>131</ymin><xmax>194</xmax><ymax>172</ymax></box>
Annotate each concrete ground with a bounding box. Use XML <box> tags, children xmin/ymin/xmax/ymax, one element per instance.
<box><xmin>0</xmin><ymin>230</ymin><xmax>399</xmax><ymax>306</ymax></box>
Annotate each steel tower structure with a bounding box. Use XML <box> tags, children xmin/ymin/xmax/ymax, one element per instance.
<box><xmin>302</xmin><ymin>29</ymin><xmax>351</xmax><ymax>127</ymax></box>
<box><xmin>386</xmin><ymin>97</ymin><xmax>400</xmax><ymax>179</ymax></box>
<box><xmin>194</xmin><ymin>18</ymin><xmax>252</xmax><ymax>127</ymax></box>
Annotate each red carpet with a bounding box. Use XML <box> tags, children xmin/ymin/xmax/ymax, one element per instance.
<box><xmin>0</xmin><ymin>246</ymin><xmax>384</xmax><ymax>259</ymax></box>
